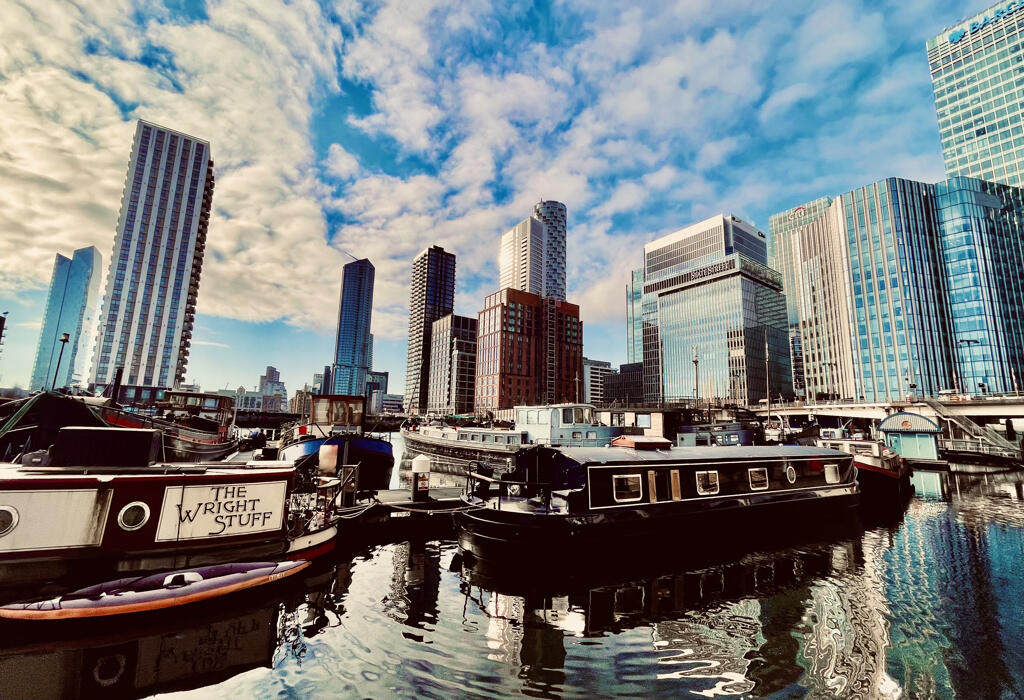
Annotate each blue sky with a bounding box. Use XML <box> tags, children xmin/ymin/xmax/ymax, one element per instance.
<box><xmin>0</xmin><ymin>0</ymin><xmax>990</xmax><ymax>396</ymax></box>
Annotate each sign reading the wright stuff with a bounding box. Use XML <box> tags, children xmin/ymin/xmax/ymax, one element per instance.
<box><xmin>155</xmin><ymin>481</ymin><xmax>287</xmax><ymax>541</ymax></box>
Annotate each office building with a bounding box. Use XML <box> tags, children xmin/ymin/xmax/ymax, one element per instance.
<box><xmin>381</xmin><ymin>393</ymin><xmax>405</xmax><ymax>413</ymax></box>
<box><xmin>366</xmin><ymin>370</ymin><xmax>389</xmax><ymax>399</ymax></box>
<box><xmin>475</xmin><ymin>288</ymin><xmax>582</xmax><ymax>412</ymax></box>
<box><xmin>604</xmin><ymin>362</ymin><xmax>644</xmax><ymax>405</ymax></box>
<box><xmin>404</xmin><ymin>245</ymin><xmax>456</xmax><ymax>415</ymax></box>
<box><xmin>929</xmin><ymin>3</ymin><xmax>1024</xmax><ymax>187</ymax></box>
<box><xmin>498</xmin><ymin>201</ymin><xmax>567</xmax><ymax>302</ymax></box>
<box><xmin>427</xmin><ymin>314</ymin><xmax>478</xmax><ymax>415</ymax></box>
<box><xmin>332</xmin><ymin>258</ymin><xmax>374</xmax><ymax>395</ymax></box>
<box><xmin>582</xmin><ymin>357</ymin><xmax>612</xmax><ymax>404</ymax></box>
<box><xmin>30</xmin><ymin>246</ymin><xmax>102</xmax><ymax>390</ymax></box>
<box><xmin>290</xmin><ymin>385</ymin><xmax>313</xmax><ymax>416</ymax></box>
<box><xmin>625</xmin><ymin>269</ymin><xmax>644</xmax><ymax>364</ymax></box>
<box><xmin>638</xmin><ymin>214</ymin><xmax>792</xmax><ymax>405</ymax></box>
<box><xmin>259</xmin><ymin>365</ymin><xmax>287</xmax><ymax>404</ymax></box>
<box><xmin>90</xmin><ymin>120</ymin><xmax>214</xmax><ymax>392</ymax></box>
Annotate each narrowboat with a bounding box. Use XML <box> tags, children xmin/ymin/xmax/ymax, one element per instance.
<box><xmin>455</xmin><ymin>439</ymin><xmax>858</xmax><ymax>562</ymax></box>
<box><xmin>816</xmin><ymin>436</ymin><xmax>912</xmax><ymax>503</ymax></box>
<box><xmin>0</xmin><ymin>426</ymin><xmax>344</xmax><ymax>590</ymax></box>
<box><xmin>279</xmin><ymin>395</ymin><xmax>394</xmax><ymax>490</ymax></box>
<box><xmin>400</xmin><ymin>403</ymin><xmax>623</xmax><ymax>472</ymax></box>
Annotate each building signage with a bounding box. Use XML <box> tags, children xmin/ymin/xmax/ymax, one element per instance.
<box><xmin>949</xmin><ymin>0</ymin><xmax>1024</xmax><ymax>43</ymax></box>
<box><xmin>155</xmin><ymin>481</ymin><xmax>287</xmax><ymax>541</ymax></box>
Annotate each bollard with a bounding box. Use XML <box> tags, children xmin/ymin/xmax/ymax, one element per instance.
<box><xmin>411</xmin><ymin>454</ymin><xmax>431</xmax><ymax>502</ymax></box>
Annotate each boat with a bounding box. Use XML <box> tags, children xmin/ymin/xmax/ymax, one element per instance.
<box><xmin>816</xmin><ymin>435</ymin><xmax>912</xmax><ymax>503</ymax></box>
<box><xmin>0</xmin><ymin>560</ymin><xmax>310</xmax><ymax>620</ymax></box>
<box><xmin>400</xmin><ymin>403</ymin><xmax>623</xmax><ymax>472</ymax></box>
<box><xmin>279</xmin><ymin>394</ymin><xmax>394</xmax><ymax>491</ymax></box>
<box><xmin>0</xmin><ymin>425</ymin><xmax>344</xmax><ymax>590</ymax></box>
<box><xmin>454</xmin><ymin>439</ymin><xmax>859</xmax><ymax>563</ymax></box>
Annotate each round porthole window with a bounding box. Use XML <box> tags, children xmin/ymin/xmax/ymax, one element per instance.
<box><xmin>785</xmin><ymin>465</ymin><xmax>797</xmax><ymax>484</ymax></box>
<box><xmin>0</xmin><ymin>506</ymin><xmax>18</xmax><ymax>537</ymax></box>
<box><xmin>117</xmin><ymin>502</ymin><xmax>150</xmax><ymax>531</ymax></box>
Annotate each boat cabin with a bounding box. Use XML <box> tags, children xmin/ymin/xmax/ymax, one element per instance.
<box><xmin>677</xmin><ymin>422</ymin><xmax>757</xmax><ymax>447</ymax></box>
<box><xmin>514</xmin><ymin>404</ymin><xmax>621</xmax><ymax>447</ymax></box>
<box><xmin>878</xmin><ymin>412</ymin><xmax>941</xmax><ymax>461</ymax></box>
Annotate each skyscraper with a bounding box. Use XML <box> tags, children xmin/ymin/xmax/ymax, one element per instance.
<box><xmin>90</xmin><ymin>120</ymin><xmax>214</xmax><ymax>392</ymax></box>
<box><xmin>625</xmin><ymin>268</ymin><xmax>644</xmax><ymax>364</ymax></box>
<box><xmin>498</xmin><ymin>201</ymin><xmax>567</xmax><ymax>301</ymax></box>
<box><xmin>404</xmin><ymin>246</ymin><xmax>456</xmax><ymax>414</ymax></box>
<box><xmin>427</xmin><ymin>314</ymin><xmax>477</xmax><ymax>415</ymax></box>
<box><xmin>638</xmin><ymin>214</ymin><xmax>792</xmax><ymax>405</ymax></box>
<box><xmin>929</xmin><ymin>3</ymin><xmax>1024</xmax><ymax>186</ymax></box>
<box><xmin>332</xmin><ymin>258</ymin><xmax>374</xmax><ymax>395</ymax></box>
<box><xmin>30</xmin><ymin>246</ymin><xmax>102</xmax><ymax>390</ymax></box>
<box><xmin>582</xmin><ymin>357</ymin><xmax>612</xmax><ymax>404</ymax></box>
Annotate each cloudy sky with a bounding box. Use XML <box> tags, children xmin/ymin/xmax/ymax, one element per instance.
<box><xmin>0</xmin><ymin>0</ymin><xmax>986</xmax><ymax>395</ymax></box>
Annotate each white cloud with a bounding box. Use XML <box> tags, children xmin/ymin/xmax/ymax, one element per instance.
<box><xmin>324</xmin><ymin>143</ymin><xmax>361</xmax><ymax>179</ymax></box>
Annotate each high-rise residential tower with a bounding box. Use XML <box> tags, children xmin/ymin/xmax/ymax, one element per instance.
<box><xmin>582</xmin><ymin>357</ymin><xmax>612</xmax><ymax>404</ymax></box>
<box><xmin>498</xmin><ymin>201</ymin><xmax>567</xmax><ymax>301</ymax></box>
<box><xmin>30</xmin><ymin>246</ymin><xmax>103</xmax><ymax>391</ymax></box>
<box><xmin>929</xmin><ymin>3</ymin><xmax>1024</xmax><ymax>186</ymax></box>
<box><xmin>404</xmin><ymin>246</ymin><xmax>456</xmax><ymax>414</ymax></box>
<box><xmin>427</xmin><ymin>314</ymin><xmax>478</xmax><ymax>415</ymax></box>
<box><xmin>332</xmin><ymin>258</ymin><xmax>374</xmax><ymax>395</ymax></box>
<box><xmin>90</xmin><ymin>120</ymin><xmax>214</xmax><ymax>393</ymax></box>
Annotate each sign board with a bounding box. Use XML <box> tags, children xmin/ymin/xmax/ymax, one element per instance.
<box><xmin>948</xmin><ymin>1</ymin><xmax>1023</xmax><ymax>43</ymax></box>
<box><xmin>155</xmin><ymin>481</ymin><xmax>287</xmax><ymax>541</ymax></box>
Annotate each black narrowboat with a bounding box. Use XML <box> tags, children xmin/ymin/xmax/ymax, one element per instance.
<box><xmin>455</xmin><ymin>441</ymin><xmax>859</xmax><ymax>562</ymax></box>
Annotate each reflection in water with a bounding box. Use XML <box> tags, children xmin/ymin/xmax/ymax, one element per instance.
<box><xmin>1</xmin><ymin>463</ymin><xmax>1024</xmax><ymax>697</ymax></box>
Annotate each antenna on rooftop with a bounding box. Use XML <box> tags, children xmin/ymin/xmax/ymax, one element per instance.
<box><xmin>340</xmin><ymin>249</ymin><xmax>360</xmax><ymax>262</ymax></box>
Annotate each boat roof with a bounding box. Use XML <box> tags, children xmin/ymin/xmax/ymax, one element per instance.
<box><xmin>549</xmin><ymin>445</ymin><xmax>849</xmax><ymax>465</ymax></box>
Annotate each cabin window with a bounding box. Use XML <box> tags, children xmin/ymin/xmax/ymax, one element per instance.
<box><xmin>562</xmin><ymin>408</ymin><xmax>574</xmax><ymax>424</ymax></box>
<box><xmin>572</xmin><ymin>431</ymin><xmax>583</xmax><ymax>440</ymax></box>
<box><xmin>636</xmin><ymin>414</ymin><xmax>652</xmax><ymax>428</ymax></box>
<box><xmin>696</xmin><ymin>470</ymin><xmax>719</xmax><ymax>495</ymax></box>
<box><xmin>748</xmin><ymin>467</ymin><xmax>769</xmax><ymax>491</ymax></box>
<box><xmin>117</xmin><ymin>501</ymin><xmax>151</xmax><ymax>531</ymax></box>
<box><xmin>0</xmin><ymin>506</ymin><xmax>19</xmax><ymax>537</ymax></box>
<box><xmin>612</xmin><ymin>474</ymin><xmax>643</xmax><ymax>502</ymax></box>
<box><xmin>611</xmin><ymin>413</ymin><xmax>624</xmax><ymax>427</ymax></box>
<box><xmin>785</xmin><ymin>464</ymin><xmax>797</xmax><ymax>484</ymax></box>
<box><xmin>203</xmin><ymin>398</ymin><xmax>218</xmax><ymax>409</ymax></box>
<box><xmin>587</xmin><ymin>431</ymin><xmax>597</xmax><ymax>439</ymax></box>
<box><xmin>825</xmin><ymin>463</ymin><xmax>841</xmax><ymax>484</ymax></box>
<box><xmin>670</xmin><ymin>470</ymin><xmax>682</xmax><ymax>500</ymax></box>
<box><xmin>470</xmin><ymin>434</ymin><xmax>478</xmax><ymax>441</ymax></box>
<box><xmin>527</xmin><ymin>410</ymin><xmax>538</xmax><ymax>424</ymax></box>
<box><xmin>538</xmin><ymin>411</ymin><xmax>550</xmax><ymax>424</ymax></box>
<box><xmin>481</xmin><ymin>435</ymin><xmax>489</xmax><ymax>442</ymax></box>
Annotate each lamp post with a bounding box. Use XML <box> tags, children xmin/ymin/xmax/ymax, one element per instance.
<box><xmin>958</xmin><ymin>338</ymin><xmax>981</xmax><ymax>398</ymax></box>
<box><xmin>51</xmin><ymin>332</ymin><xmax>70</xmax><ymax>391</ymax></box>
<box><xmin>692</xmin><ymin>345</ymin><xmax>699</xmax><ymax>406</ymax></box>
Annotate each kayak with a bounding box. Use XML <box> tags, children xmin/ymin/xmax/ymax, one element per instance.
<box><xmin>0</xmin><ymin>560</ymin><xmax>310</xmax><ymax>621</ymax></box>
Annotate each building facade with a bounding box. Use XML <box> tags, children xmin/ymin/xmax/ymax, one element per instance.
<box><xmin>427</xmin><ymin>314</ymin><xmax>478</xmax><ymax>415</ymax></box>
<box><xmin>604</xmin><ymin>361</ymin><xmax>644</xmax><ymax>406</ymax></box>
<box><xmin>498</xmin><ymin>201</ymin><xmax>567</xmax><ymax>302</ymax></box>
<box><xmin>638</xmin><ymin>215</ymin><xmax>792</xmax><ymax>406</ymax></box>
<box><xmin>929</xmin><ymin>2</ymin><xmax>1024</xmax><ymax>187</ymax></box>
<box><xmin>332</xmin><ymin>258</ymin><xmax>374</xmax><ymax>395</ymax></box>
<box><xmin>582</xmin><ymin>357</ymin><xmax>612</xmax><ymax>404</ymax></box>
<box><xmin>30</xmin><ymin>246</ymin><xmax>102</xmax><ymax>391</ymax></box>
<box><xmin>626</xmin><ymin>268</ymin><xmax>644</xmax><ymax>364</ymax></box>
<box><xmin>474</xmin><ymin>288</ymin><xmax>582</xmax><ymax>412</ymax></box>
<box><xmin>365</xmin><ymin>370</ymin><xmax>389</xmax><ymax>400</ymax></box>
<box><xmin>404</xmin><ymin>246</ymin><xmax>456</xmax><ymax>415</ymax></box>
<box><xmin>381</xmin><ymin>393</ymin><xmax>405</xmax><ymax>413</ymax></box>
<box><xmin>533</xmin><ymin>200</ymin><xmax>567</xmax><ymax>301</ymax></box>
<box><xmin>259</xmin><ymin>365</ymin><xmax>287</xmax><ymax>405</ymax></box>
<box><xmin>289</xmin><ymin>385</ymin><xmax>313</xmax><ymax>417</ymax></box>
<box><xmin>90</xmin><ymin>120</ymin><xmax>214</xmax><ymax>393</ymax></box>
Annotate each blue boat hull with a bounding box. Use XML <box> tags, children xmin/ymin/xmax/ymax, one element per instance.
<box><xmin>280</xmin><ymin>434</ymin><xmax>394</xmax><ymax>490</ymax></box>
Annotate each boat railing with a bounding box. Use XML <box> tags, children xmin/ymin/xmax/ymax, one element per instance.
<box><xmin>465</xmin><ymin>467</ymin><xmax>555</xmax><ymax>511</ymax></box>
<box><xmin>940</xmin><ymin>438</ymin><xmax>1020</xmax><ymax>459</ymax></box>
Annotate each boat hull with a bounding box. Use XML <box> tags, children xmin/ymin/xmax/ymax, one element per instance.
<box><xmin>400</xmin><ymin>429</ymin><xmax>519</xmax><ymax>473</ymax></box>
<box><xmin>280</xmin><ymin>434</ymin><xmax>394</xmax><ymax>490</ymax></box>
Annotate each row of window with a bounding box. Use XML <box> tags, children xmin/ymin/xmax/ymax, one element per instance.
<box><xmin>610</xmin><ymin>463</ymin><xmax>841</xmax><ymax>503</ymax></box>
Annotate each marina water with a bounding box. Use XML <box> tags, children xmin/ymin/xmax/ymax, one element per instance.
<box><xmin>3</xmin><ymin>434</ymin><xmax>1023</xmax><ymax>698</ymax></box>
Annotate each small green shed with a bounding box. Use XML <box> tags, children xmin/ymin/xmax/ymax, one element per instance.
<box><xmin>878</xmin><ymin>412</ymin><xmax>941</xmax><ymax>461</ymax></box>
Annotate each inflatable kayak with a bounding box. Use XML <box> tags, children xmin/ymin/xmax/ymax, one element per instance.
<box><xmin>0</xmin><ymin>560</ymin><xmax>310</xmax><ymax>621</ymax></box>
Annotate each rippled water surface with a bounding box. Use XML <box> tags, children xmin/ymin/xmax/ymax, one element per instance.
<box><xmin>4</xmin><ymin>439</ymin><xmax>1024</xmax><ymax>699</ymax></box>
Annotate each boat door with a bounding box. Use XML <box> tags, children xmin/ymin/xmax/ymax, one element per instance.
<box><xmin>888</xmin><ymin>433</ymin><xmax>902</xmax><ymax>455</ymax></box>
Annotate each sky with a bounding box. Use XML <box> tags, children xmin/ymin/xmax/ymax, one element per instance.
<box><xmin>0</xmin><ymin>0</ymin><xmax>991</xmax><ymax>397</ymax></box>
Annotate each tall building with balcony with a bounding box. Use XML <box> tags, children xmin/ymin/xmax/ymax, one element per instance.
<box><xmin>498</xmin><ymin>201</ymin><xmax>567</xmax><ymax>302</ymax></box>
<box><xmin>332</xmin><ymin>258</ymin><xmax>374</xmax><ymax>395</ymax></box>
<box><xmin>638</xmin><ymin>215</ymin><xmax>792</xmax><ymax>405</ymax></box>
<box><xmin>582</xmin><ymin>357</ymin><xmax>612</xmax><ymax>404</ymax></box>
<box><xmin>30</xmin><ymin>246</ymin><xmax>103</xmax><ymax>390</ymax></box>
<box><xmin>404</xmin><ymin>246</ymin><xmax>456</xmax><ymax>415</ymax></box>
<box><xmin>427</xmin><ymin>314</ymin><xmax>478</xmax><ymax>415</ymax></box>
<box><xmin>928</xmin><ymin>2</ymin><xmax>1024</xmax><ymax>187</ymax></box>
<box><xmin>474</xmin><ymin>289</ymin><xmax>582</xmax><ymax>412</ymax></box>
<box><xmin>90</xmin><ymin>120</ymin><xmax>214</xmax><ymax>393</ymax></box>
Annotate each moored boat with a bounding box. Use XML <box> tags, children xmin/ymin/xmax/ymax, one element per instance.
<box><xmin>455</xmin><ymin>441</ymin><xmax>859</xmax><ymax>563</ymax></box>
<box><xmin>816</xmin><ymin>436</ymin><xmax>912</xmax><ymax>503</ymax></box>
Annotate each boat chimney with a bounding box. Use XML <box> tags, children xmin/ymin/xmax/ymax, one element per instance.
<box><xmin>109</xmin><ymin>366</ymin><xmax>124</xmax><ymax>404</ymax></box>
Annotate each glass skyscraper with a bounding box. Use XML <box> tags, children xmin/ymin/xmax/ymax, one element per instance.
<box><xmin>332</xmin><ymin>258</ymin><xmax>375</xmax><ymax>395</ymax></box>
<box><xmin>404</xmin><ymin>245</ymin><xmax>455</xmax><ymax>414</ymax></box>
<box><xmin>30</xmin><ymin>246</ymin><xmax>102</xmax><ymax>391</ymax></box>
<box><xmin>929</xmin><ymin>2</ymin><xmax>1024</xmax><ymax>186</ymax></box>
<box><xmin>625</xmin><ymin>268</ymin><xmax>644</xmax><ymax>364</ymax></box>
<box><xmin>91</xmin><ymin>120</ymin><xmax>214</xmax><ymax>392</ymax></box>
<box><xmin>638</xmin><ymin>215</ymin><xmax>792</xmax><ymax>405</ymax></box>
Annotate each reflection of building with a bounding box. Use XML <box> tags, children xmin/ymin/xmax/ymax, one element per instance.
<box><xmin>385</xmin><ymin>540</ymin><xmax>441</xmax><ymax>631</ymax></box>
<box><xmin>427</xmin><ymin>314</ymin><xmax>477</xmax><ymax>415</ymax></box>
<box><xmin>332</xmin><ymin>259</ymin><xmax>374</xmax><ymax>395</ymax></box>
<box><xmin>91</xmin><ymin>120</ymin><xmax>214</xmax><ymax>393</ymax></box>
<box><xmin>404</xmin><ymin>246</ymin><xmax>456</xmax><ymax>415</ymax></box>
<box><xmin>30</xmin><ymin>246</ymin><xmax>102</xmax><ymax>390</ymax></box>
<box><xmin>582</xmin><ymin>358</ymin><xmax>612</xmax><ymax>404</ymax></box>
<box><xmin>474</xmin><ymin>289</ymin><xmax>582</xmax><ymax>412</ymax></box>
<box><xmin>638</xmin><ymin>214</ymin><xmax>792</xmax><ymax>404</ymax></box>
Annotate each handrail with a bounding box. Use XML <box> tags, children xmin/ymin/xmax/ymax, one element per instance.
<box><xmin>466</xmin><ymin>471</ymin><xmax>553</xmax><ymax>487</ymax></box>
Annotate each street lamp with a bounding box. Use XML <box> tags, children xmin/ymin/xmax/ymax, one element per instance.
<box><xmin>958</xmin><ymin>338</ymin><xmax>981</xmax><ymax>398</ymax></box>
<box><xmin>692</xmin><ymin>346</ymin><xmax>699</xmax><ymax>406</ymax></box>
<box><xmin>51</xmin><ymin>332</ymin><xmax>70</xmax><ymax>391</ymax></box>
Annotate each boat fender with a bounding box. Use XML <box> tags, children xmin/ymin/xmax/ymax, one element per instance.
<box><xmin>319</xmin><ymin>444</ymin><xmax>339</xmax><ymax>476</ymax></box>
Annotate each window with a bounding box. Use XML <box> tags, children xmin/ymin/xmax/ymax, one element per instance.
<box><xmin>636</xmin><ymin>414</ymin><xmax>652</xmax><ymax>428</ymax></box>
<box><xmin>572</xmin><ymin>431</ymin><xmax>583</xmax><ymax>440</ymax></box>
<box><xmin>825</xmin><ymin>463</ymin><xmax>841</xmax><ymax>484</ymax></box>
<box><xmin>696</xmin><ymin>470</ymin><xmax>719</xmax><ymax>495</ymax></box>
<box><xmin>613</xmin><ymin>474</ymin><xmax>643</xmax><ymax>502</ymax></box>
<box><xmin>748</xmin><ymin>467</ymin><xmax>769</xmax><ymax>491</ymax></box>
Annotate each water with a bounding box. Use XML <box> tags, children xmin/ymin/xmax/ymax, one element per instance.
<box><xmin>3</xmin><ymin>437</ymin><xmax>1024</xmax><ymax>698</ymax></box>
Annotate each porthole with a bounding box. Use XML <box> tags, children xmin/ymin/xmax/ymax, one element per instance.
<box><xmin>0</xmin><ymin>506</ymin><xmax>19</xmax><ymax>537</ymax></box>
<box><xmin>117</xmin><ymin>501</ymin><xmax>150</xmax><ymax>531</ymax></box>
<box><xmin>785</xmin><ymin>465</ymin><xmax>797</xmax><ymax>484</ymax></box>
